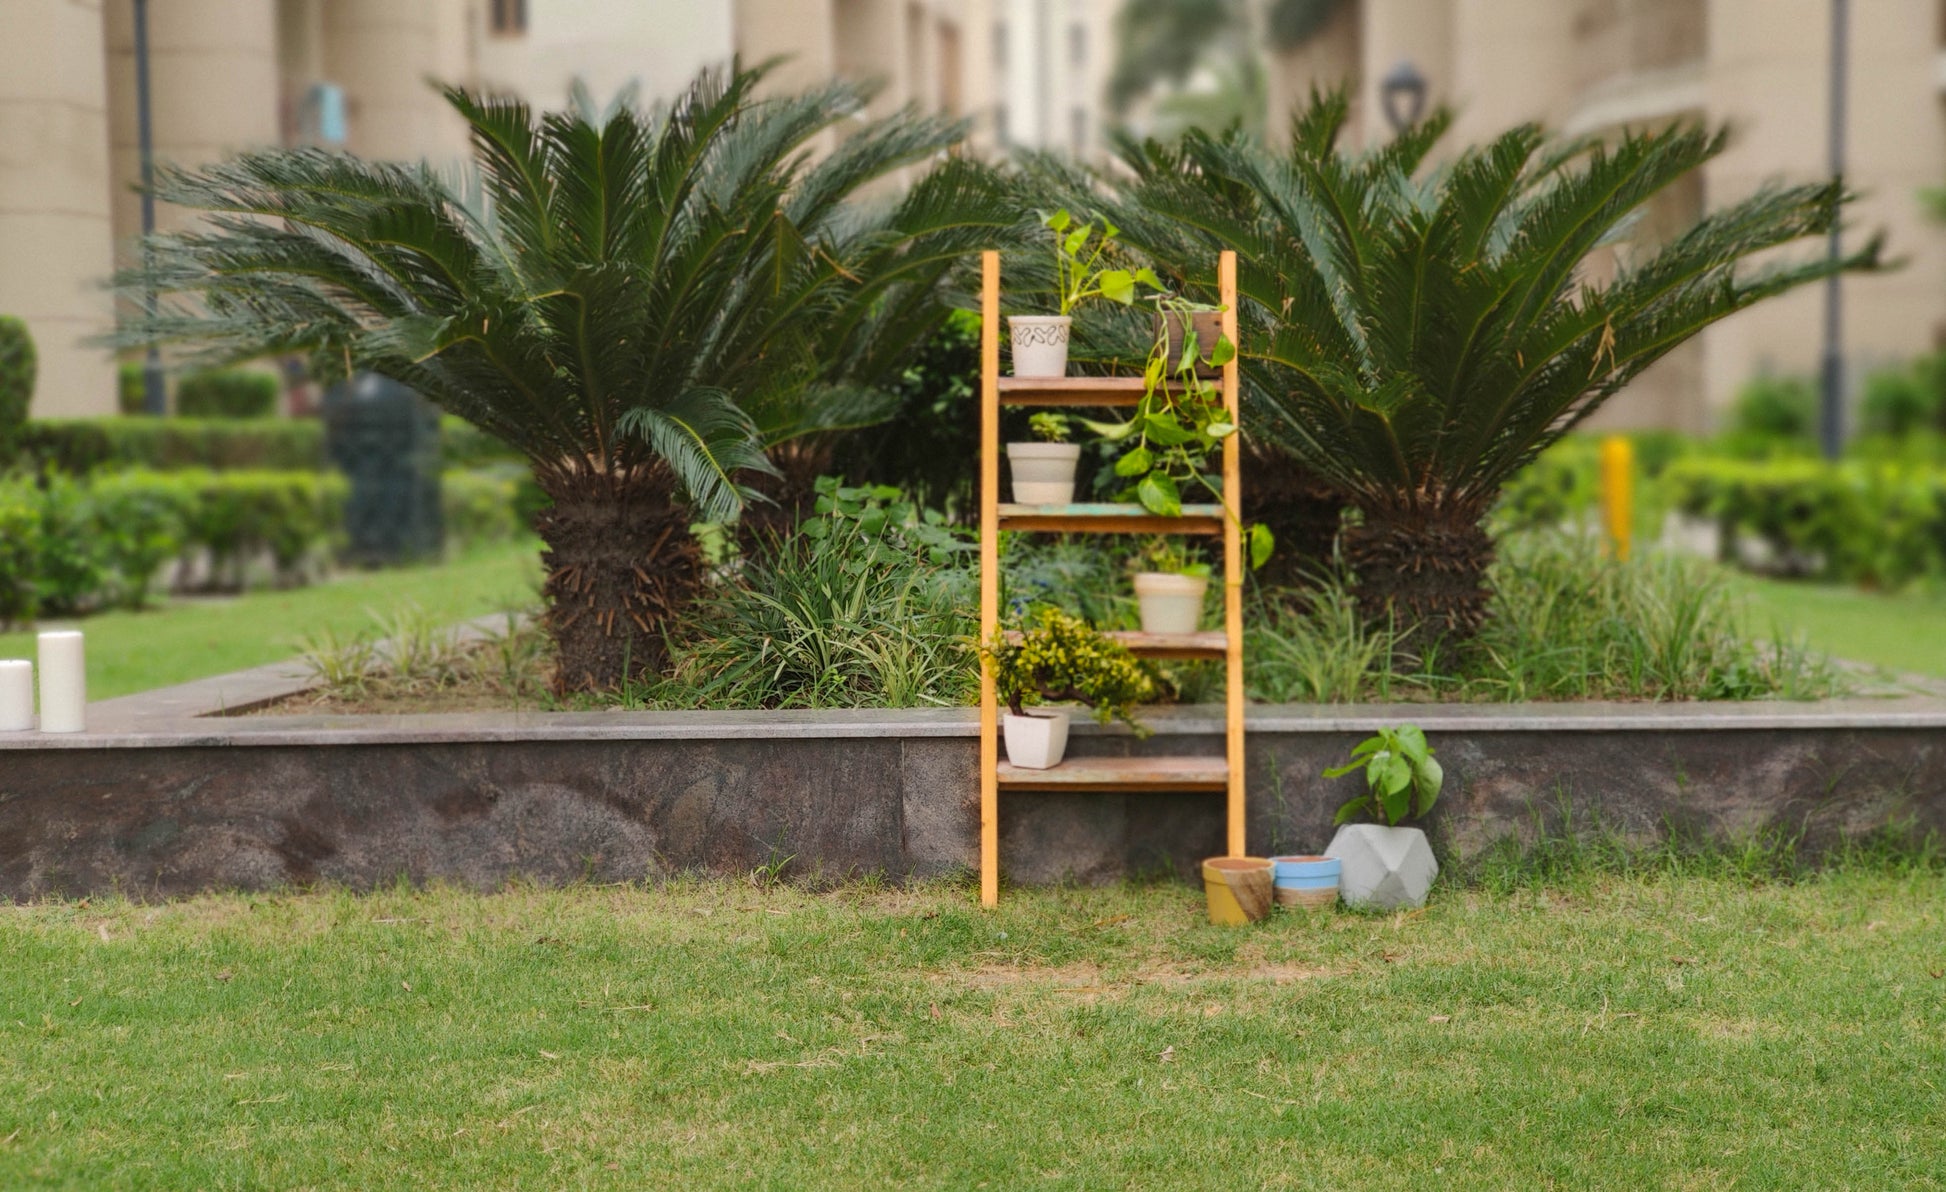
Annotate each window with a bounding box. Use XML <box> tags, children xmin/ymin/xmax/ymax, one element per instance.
<box><xmin>490</xmin><ymin>0</ymin><xmax>527</xmax><ymax>36</ymax></box>
<box><xmin>992</xmin><ymin>22</ymin><xmax>1008</xmax><ymax>73</ymax></box>
<box><xmin>995</xmin><ymin>104</ymin><xmax>1010</xmax><ymax>145</ymax></box>
<box><xmin>1069</xmin><ymin>23</ymin><xmax>1086</xmax><ymax>69</ymax></box>
<box><xmin>1070</xmin><ymin>106</ymin><xmax>1088</xmax><ymax>154</ymax></box>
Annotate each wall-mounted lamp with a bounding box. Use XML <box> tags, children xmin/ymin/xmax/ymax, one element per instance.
<box><xmin>1380</xmin><ymin>58</ymin><xmax>1429</xmax><ymax>133</ymax></box>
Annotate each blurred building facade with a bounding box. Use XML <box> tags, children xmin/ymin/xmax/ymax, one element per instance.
<box><xmin>3</xmin><ymin>0</ymin><xmax>1112</xmax><ymax>417</ymax></box>
<box><xmin>1266</xmin><ymin>0</ymin><xmax>1946</xmax><ymax>430</ymax></box>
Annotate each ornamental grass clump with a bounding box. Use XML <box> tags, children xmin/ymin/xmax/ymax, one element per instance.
<box><xmin>982</xmin><ymin>606</ymin><xmax>1161</xmax><ymax>730</ymax></box>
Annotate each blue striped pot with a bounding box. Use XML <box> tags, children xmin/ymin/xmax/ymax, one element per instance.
<box><xmin>1270</xmin><ymin>855</ymin><xmax>1341</xmax><ymax>908</ymax></box>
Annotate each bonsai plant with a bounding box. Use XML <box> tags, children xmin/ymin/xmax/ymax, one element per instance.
<box><xmin>1008</xmin><ymin>411</ymin><xmax>1080</xmax><ymax>505</ymax></box>
<box><xmin>982</xmin><ymin>605</ymin><xmax>1160</xmax><ymax>768</ymax></box>
<box><xmin>1321</xmin><ymin>725</ymin><xmax>1443</xmax><ymax>909</ymax></box>
<box><xmin>1129</xmin><ymin>536</ymin><xmax>1211</xmax><ymax>635</ymax></box>
<box><xmin>1011</xmin><ymin>209</ymin><xmax>1159</xmax><ymax>378</ymax></box>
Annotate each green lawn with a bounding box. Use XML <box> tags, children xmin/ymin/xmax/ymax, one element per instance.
<box><xmin>1</xmin><ymin>874</ymin><xmax>1940</xmax><ymax>1188</ymax></box>
<box><xmin>0</xmin><ymin>541</ymin><xmax>541</xmax><ymax>700</ymax></box>
<box><xmin>1736</xmin><ymin>575</ymin><xmax>1946</xmax><ymax>679</ymax></box>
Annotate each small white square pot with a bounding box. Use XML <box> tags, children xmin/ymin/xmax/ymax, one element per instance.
<box><xmin>1002</xmin><ymin>710</ymin><xmax>1071</xmax><ymax>769</ymax></box>
<box><xmin>1325</xmin><ymin>824</ymin><xmax>1438</xmax><ymax>909</ymax></box>
<box><xmin>1133</xmin><ymin>571</ymin><xmax>1209</xmax><ymax>635</ymax></box>
<box><xmin>1009</xmin><ymin>316</ymin><xmax>1071</xmax><ymax>377</ymax></box>
<box><xmin>1007</xmin><ymin>442</ymin><xmax>1081</xmax><ymax>505</ymax></box>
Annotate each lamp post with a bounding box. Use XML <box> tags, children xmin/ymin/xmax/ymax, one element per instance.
<box><xmin>134</xmin><ymin>0</ymin><xmax>166</xmax><ymax>417</ymax></box>
<box><xmin>1380</xmin><ymin>58</ymin><xmax>1428</xmax><ymax>133</ymax></box>
<box><xmin>1818</xmin><ymin>0</ymin><xmax>1849</xmax><ymax>460</ymax></box>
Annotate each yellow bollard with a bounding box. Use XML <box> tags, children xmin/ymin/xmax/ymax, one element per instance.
<box><xmin>1599</xmin><ymin>435</ymin><xmax>1634</xmax><ymax>562</ymax></box>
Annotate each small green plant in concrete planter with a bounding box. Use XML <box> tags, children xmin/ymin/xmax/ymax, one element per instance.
<box><xmin>1322</xmin><ymin>725</ymin><xmax>1442</xmax><ymax>909</ymax></box>
<box><xmin>982</xmin><ymin>606</ymin><xmax>1159</xmax><ymax>769</ymax></box>
<box><xmin>1130</xmin><ymin>536</ymin><xmax>1211</xmax><ymax>635</ymax></box>
<box><xmin>1008</xmin><ymin>412</ymin><xmax>1080</xmax><ymax>505</ymax></box>
<box><xmin>1010</xmin><ymin>210</ymin><xmax>1159</xmax><ymax>378</ymax></box>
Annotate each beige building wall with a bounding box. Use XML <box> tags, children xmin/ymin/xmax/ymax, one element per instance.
<box><xmin>0</xmin><ymin>0</ymin><xmax>118</xmax><ymax>417</ymax></box>
<box><xmin>478</xmin><ymin>0</ymin><xmax>733</xmax><ymax>111</ymax></box>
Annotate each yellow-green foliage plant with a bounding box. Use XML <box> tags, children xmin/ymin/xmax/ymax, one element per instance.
<box><xmin>981</xmin><ymin>605</ymin><xmax>1160</xmax><ymax>729</ymax></box>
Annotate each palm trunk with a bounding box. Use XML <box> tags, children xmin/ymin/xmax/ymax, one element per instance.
<box><xmin>1343</xmin><ymin>504</ymin><xmax>1495</xmax><ymax>650</ymax></box>
<box><xmin>737</xmin><ymin>438</ymin><xmax>833</xmax><ymax>556</ymax></box>
<box><xmin>1243</xmin><ymin>443</ymin><xmax>1346</xmax><ymax>588</ymax></box>
<box><xmin>535</xmin><ymin>466</ymin><xmax>700</xmax><ymax>694</ymax></box>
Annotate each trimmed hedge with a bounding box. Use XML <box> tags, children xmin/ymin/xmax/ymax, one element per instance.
<box><xmin>0</xmin><ymin>316</ymin><xmax>34</xmax><ymax>460</ymax></box>
<box><xmin>175</xmin><ymin>368</ymin><xmax>279</xmax><ymax>418</ymax></box>
<box><xmin>1663</xmin><ymin>457</ymin><xmax>1946</xmax><ymax>587</ymax></box>
<box><xmin>16</xmin><ymin>417</ymin><xmax>325</xmax><ymax>473</ymax></box>
<box><xmin>0</xmin><ymin>470</ymin><xmax>347</xmax><ymax>623</ymax></box>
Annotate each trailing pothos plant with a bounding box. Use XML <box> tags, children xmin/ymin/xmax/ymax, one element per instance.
<box><xmin>1043</xmin><ymin>209</ymin><xmax>1161</xmax><ymax>317</ymax></box>
<box><xmin>981</xmin><ymin>605</ymin><xmax>1160</xmax><ymax>730</ymax></box>
<box><xmin>1084</xmin><ymin>296</ymin><xmax>1273</xmax><ymax>568</ymax></box>
<box><xmin>1323</xmin><ymin>724</ymin><xmax>1443</xmax><ymax>826</ymax></box>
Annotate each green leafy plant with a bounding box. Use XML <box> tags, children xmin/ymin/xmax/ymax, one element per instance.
<box><xmin>1028</xmin><ymin>412</ymin><xmax>1072</xmax><ymax>443</ymax></box>
<box><xmin>114</xmin><ymin>64</ymin><xmax>1015</xmax><ymax>693</ymax></box>
<box><xmin>0</xmin><ymin>315</ymin><xmax>35</xmax><ymax>461</ymax></box>
<box><xmin>982</xmin><ymin>605</ymin><xmax>1160</xmax><ymax>729</ymax></box>
<box><xmin>1323</xmin><ymin>725</ymin><xmax>1443</xmax><ymax>826</ymax></box>
<box><xmin>1091</xmin><ymin>90</ymin><xmax>1878</xmax><ymax>645</ymax></box>
<box><xmin>1132</xmin><ymin>535</ymin><xmax>1210</xmax><ymax>579</ymax></box>
<box><xmin>174</xmin><ymin>368</ymin><xmax>278</xmax><ymax>419</ymax></box>
<box><xmin>1043</xmin><ymin>209</ymin><xmax>1158</xmax><ymax>317</ymax></box>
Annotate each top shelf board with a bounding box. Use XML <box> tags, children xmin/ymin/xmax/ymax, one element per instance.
<box><xmin>997</xmin><ymin>376</ymin><xmax>1147</xmax><ymax>406</ymax></box>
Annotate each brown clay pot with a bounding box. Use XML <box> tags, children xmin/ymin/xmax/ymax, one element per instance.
<box><xmin>1156</xmin><ymin>310</ymin><xmax>1225</xmax><ymax>378</ymax></box>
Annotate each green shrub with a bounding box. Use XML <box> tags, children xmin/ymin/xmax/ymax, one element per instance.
<box><xmin>0</xmin><ymin>486</ymin><xmax>39</xmax><ymax>626</ymax></box>
<box><xmin>440</xmin><ymin>417</ymin><xmax>521</xmax><ymax>468</ymax></box>
<box><xmin>0</xmin><ymin>315</ymin><xmax>35</xmax><ymax>460</ymax></box>
<box><xmin>1721</xmin><ymin>374</ymin><xmax>1818</xmax><ymax>456</ymax></box>
<box><xmin>17</xmin><ymin>417</ymin><xmax>325</xmax><ymax>473</ymax></box>
<box><xmin>174</xmin><ymin>368</ymin><xmax>279</xmax><ymax>418</ymax></box>
<box><xmin>1664</xmin><ymin>456</ymin><xmax>1946</xmax><ymax>587</ymax></box>
<box><xmin>1859</xmin><ymin>353</ymin><xmax>1946</xmax><ymax>439</ymax></box>
<box><xmin>117</xmin><ymin>362</ymin><xmax>149</xmax><ymax>415</ymax></box>
<box><xmin>441</xmin><ymin>468</ymin><xmax>520</xmax><ymax>548</ymax></box>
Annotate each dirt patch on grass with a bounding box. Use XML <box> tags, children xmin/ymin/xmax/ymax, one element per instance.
<box><xmin>942</xmin><ymin>959</ymin><xmax>1341</xmax><ymax>994</ymax></box>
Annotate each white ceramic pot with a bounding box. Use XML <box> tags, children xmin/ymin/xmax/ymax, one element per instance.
<box><xmin>1002</xmin><ymin>709</ymin><xmax>1071</xmax><ymax>769</ymax></box>
<box><xmin>1325</xmin><ymin>824</ymin><xmax>1438</xmax><ymax>909</ymax></box>
<box><xmin>1007</xmin><ymin>442</ymin><xmax>1081</xmax><ymax>505</ymax></box>
<box><xmin>1009</xmin><ymin>315</ymin><xmax>1071</xmax><ymax>377</ymax></box>
<box><xmin>1133</xmin><ymin>571</ymin><xmax>1209</xmax><ymax>635</ymax></box>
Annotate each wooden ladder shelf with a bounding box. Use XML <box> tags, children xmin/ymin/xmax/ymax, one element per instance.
<box><xmin>977</xmin><ymin>249</ymin><xmax>1247</xmax><ymax>907</ymax></box>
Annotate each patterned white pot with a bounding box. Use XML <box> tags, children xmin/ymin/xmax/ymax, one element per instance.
<box><xmin>1133</xmin><ymin>571</ymin><xmax>1208</xmax><ymax>634</ymax></box>
<box><xmin>1002</xmin><ymin>710</ymin><xmax>1071</xmax><ymax>769</ymax></box>
<box><xmin>1009</xmin><ymin>316</ymin><xmax>1071</xmax><ymax>377</ymax></box>
<box><xmin>1007</xmin><ymin>442</ymin><xmax>1081</xmax><ymax>505</ymax></box>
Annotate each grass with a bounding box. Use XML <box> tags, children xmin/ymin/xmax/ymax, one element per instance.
<box><xmin>1</xmin><ymin>872</ymin><xmax>1941</xmax><ymax>1188</ymax></box>
<box><xmin>1737</xmin><ymin>573</ymin><xmax>1946</xmax><ymax>680</ymax></box>
<box><xmin>0</xmin><ymin>541</ymin><xmax>541</xmax><ymax>700</ymax></box>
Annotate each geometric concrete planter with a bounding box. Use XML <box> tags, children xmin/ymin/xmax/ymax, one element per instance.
<box><xmin>1325</xmin><ymin>823</ymin><xmax>1438</xmax><ymax>909</ymax></box>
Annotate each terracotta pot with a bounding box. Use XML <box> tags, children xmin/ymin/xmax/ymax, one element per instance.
<box><xmin>1007</xmin><ymin>442</ymin><xmax>1081</xmax><ymax>505</ymax></box>
<box><xmin>1156</xmin><ymin>309</ymin><xmax>1225</xmax><ymax>377</ymax></box>
<box><xmin>1202</xmin><ymin>856</ymin><xmax>1274</xmax><ymax>925</ymax></box>
<box><xmin>1002</xmin><ymin>709</ymin><xmax>1070</xmax><ymax>769</ymax></box>
<box><xmin>1133</xmin><ymin>571</ymin><xmax>1208</xmax><ymax>634</ymax></box>
<box><xmin>1009</xmin><ymin>315</ymin><xmax>1071</xmax><ymax>377</ymax></box>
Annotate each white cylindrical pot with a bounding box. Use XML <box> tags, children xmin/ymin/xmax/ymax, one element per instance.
<box><xmin>1133</xmin><ymin>572</ymin><xmax>1209</xmax><ymax>635</ymax></box>
<box><xmin>37</xmin><ymin>631</ymin><xmax>85</xmax><ymax>734</ymax></box>
<box><xmin>0</xmin><ymin>660</ymin><xmax>32</xmax><ymax>731</ymax></box>
<box><xmin>1007</xmin><ymin>442</ymin><xmax>1081</xmax><ymax>505</ymax></box>
<box><xmin>1002</xmin><ymin>709</ymin><xmax>1071</xmax><ymax>769</ymax></box>
<box><xmin>1008</xmin><ymin>316</ymin><xmax>1071</xmax><ymax>377</ymax></box>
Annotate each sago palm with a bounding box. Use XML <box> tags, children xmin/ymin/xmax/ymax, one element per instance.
<box><xmin>1100</xmin><ymin>91</ymin><xmax>1879</xmax><ymax>641</ymax></box>
<box><xmin>118</xmin><ymin>65</ymin><xmax>1013</xmax><ymax>691</ymax></box>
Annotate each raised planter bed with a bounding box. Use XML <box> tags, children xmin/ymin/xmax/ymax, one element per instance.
<box><xmin>2</xmin><ymin>660</ymin><xmax>1943</xmax><ymax>900</ymax></box>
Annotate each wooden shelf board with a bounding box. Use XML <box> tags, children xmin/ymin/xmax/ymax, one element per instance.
<box><xmin>1002</xmin><ymin>629</ymin><xmax>1227</xmax><ymax>659</ymax></box>
<box><xmin>998</xmin><ymin>755</ymin><xmax>1229</xmax><ymax>791</ymax></box>
<box><xmin>998</xmin><ymin>503</ymin><xmax>1223</xmax><ymax>535</ymax></box>
<box><xmin>997</xmin><ymin>376</ymin><xmax>1147</xmax><ymax>406</ymax></box>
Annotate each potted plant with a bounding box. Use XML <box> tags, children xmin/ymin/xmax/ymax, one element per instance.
<box><xmin>1082</xmin><ymin>296</ymin><xmax>1275</xmax><ymax>568</ymax></box>
<box><xmin>1129</xmin><ymin>536</ymin><xmax>1210</xmax><ymax>635</ymax></box>
<box><xmin>981</xmin><ymin>606</ymin><xmax>1160</xmax><ymax>769</ymax></box>
<box><xmin>1008</xmin><ymin>412</ymin><xmax>1081</xmax><ymax>505</ymax></box>
<box><xmin>1321</xmin><ymin>725</ymin><xmax>1443</xmax><ymax>909</ymax></box>
<box><xmin>1010</xmin><ymin>209</ymin><xmax>1158</xmax><ymax>378</ymax></box>
<box><xmin>1268</xmin><ymin>855</ymin><xmax>1341</xmax><ymax>908</ymax></box>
